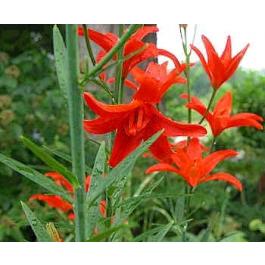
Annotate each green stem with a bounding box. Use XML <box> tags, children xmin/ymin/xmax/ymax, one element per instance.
<box><xmin>80</xmin><ymin>44</ymin><xmax>146</xmax><ymax>87</ymax></box>
<box><xmin>179</xmin><ymin>26</ymin><xmax>191</xmax><ymax>124</ymax></box>
<box><xmin>115</xmin><ymin>24</ymin><xmax>125</xmax><ymax>103</ymax></box>
<box><xmin>91</xmin><ymin>79</ymin><xmax>116</xmax><ymax>103</ymax></box>
<box><xmin>179</xmin><ymin>25</ymin><xmax>197</xmax><ymax>241</ymax></box>
<box><xmin>185</xmin><ymin>185</ymin><xmax>192</xmax><ymax>214</ymax></box>
<box><xmin>88</xmin><ymin>24</ymin><xmax>142</xmax><ymax>78</ymax></box>
<box><xmin>66</xmin><ymin>25</ymin><xmax>86</xmax><ymax>242</ymax></box>
<box><xmin>209</xmin><ymin>136</ymin><xmax>216</xmax><ymax>152</ymax></box>
<box><xmin>82</xmin><ymin>24</ymin><xmax>96</xmax><ymax>66</ymax></box>
<box><xmin>199</xmin><ymin>89</ymin><xmax>217</xmax><ymax>124</ymax></box>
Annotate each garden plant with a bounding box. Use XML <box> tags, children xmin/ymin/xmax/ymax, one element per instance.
<box><xmin>0</xmin><ymin>24</ymin><xmax>263</xmax><ymax>242</ymax></box>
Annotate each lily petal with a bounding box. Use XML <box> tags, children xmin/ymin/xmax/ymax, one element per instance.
<box><xmin>225</xmin><ymin>43</ymin><xmax>249</xmax><ymax>81</ymax></box>
<box><xmin>84</xmin><ymin>116</ymin><xmax>122</xmax><ymax>134</ymax></box>
<box><xmin>191</xmin><ymin>44</ymin><xmax>211</xmax><ymax>79</ymax></box>
<box><xmin>202</xmin><ymin>149</ymin><xmax>238</xmax><ymax>176</ymax></box>
<box><xmin>30</xmin><ymin>194</ymin><xmax>72</xmax><ymax>212</ymax></box>
<box><xmin>83</xmin><ymin>92</ymin><xmax>140</xmax><ymax>117</ymax></box>
<box><xmin>186</xmin><ymin>138</ymin><xmax>204</xmax><ymax>160</ymax></box>
<box><xmin>146</xmin><ymin>163</ymin><xmax>179</xmax><ymax>174</ymax></box>
<box><xmin>153</xmin><ymin>107</ymin><xmax>207</xmax><ymax>137</ymax></box>
<box><xmin>227</xmin><ymin>113</ymin><xmax>264</xmax><ymax>130</ymax></box>
<box><xmin>88</xmin><ymin>28</ymin><xmax>117</xmax><ymax>51</ymax></box>
<box><xmin>221</xmin><ymin>36</ymin><xmax>232</xmax><ymax>65</ymax></box>
<box><xmin>199</xmin><ymin>172</ymin><xmax>242</xmax><ymax>191</ymax></box>
<box><xmin>180</xmin><ymin>93</ymin><xmax>212</xmax><ymax>123</ymax></box>
<box><xmin>132</xmin><ymin>26</ymin><xmax>158</xmax><ymax>41</ymax></box>
<box><xmin>109</xmin><ymin>128</ymin><xmax>144</xmax><ymax>167</ymax></box>
<box><xmin>213</xmin><ymin>91</ymin><xmax>233</xmax><ymax>116</ymax></box>
<box><xmin>45</xmin><ymin>172</ymin><xmax>73</xmax><ymax>193</ymax></box>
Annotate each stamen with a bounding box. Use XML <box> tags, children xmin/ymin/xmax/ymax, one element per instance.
<box><xmin>128</xmin><ymin>112</ymin><xmax>137</xmax><ymax>136</ymax></box>
<box><xmin>136</xmin><ymin>108</ymin><xmax>144</xmax><ymax>129</ymax></box>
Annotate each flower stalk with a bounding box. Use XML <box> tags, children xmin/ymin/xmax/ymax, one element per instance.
<box><xmin>179</xmin><ymin>25</ymin><xmax>192</xmax><ymax>124</ymax></box>
<box><xmin>66</xmin><ymin>24</ymin><xmax>86</xmax><ymax>242</ymax></box>
<box><xmin>199</xmin><ymin>89</ymin><xmax>217</xmax><ymax>124</ymax></box>
<box><xmin>115</xmin><ymin>24</ymin><xmax>125</xmax><ymax>103</ymax></box>
<box><xmin>82</xmin><ymin>24</ymin><xmax>96</xmax><ymax>66</ymax></box>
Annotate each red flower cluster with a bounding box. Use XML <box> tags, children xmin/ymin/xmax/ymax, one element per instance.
<box><xmin>79</xmin><ymin>26</ymin><xmax>263</xmax><ymax>191</ymax></box>
<box><xmin>84</xmin><ymin>62</ymin><xmax>206</xmax><ymax>166</ymax></box>
<box><xmin>30</xmin><ymin>172</ymin><xmax>106</xmax><ymax>220</ymax></box>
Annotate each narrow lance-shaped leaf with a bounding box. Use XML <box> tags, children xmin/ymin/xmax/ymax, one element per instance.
<box><xmin>133</xmin><ymin>225</ymin><xmax>166</xmax><ymax>242</ymax></box>
<box><xmin>87</xmin><ymin>130</ymin><xmax>164</xmax><ymax>207</ymax></box>
<box><xmin>53</xmin><ymin>25</ymin><xmax>68</xmax><ymax>99</ymax></box>
<box><xmin>87</xmin><ymin>224</ymin><xmax>126</xmax><ymax>242</ymax></box>
<box><xmin>115</xmin><ymin>176</ymin><xmax>164</xmax><ymax>220</ymax></box>
<box><xmin>86</xmin><ymin>142</ymin><xmax>106</xmax><ymax>200</ymax></box>
<box><xmin>21</xmin><ymin>201</ymin><xmax>52</xmax><ymax>242</ymax></box>
<box><xmin>0</xmin><ymin>153</ymin><xmax>72</xmax><ymax>202</ymax></box>
<box><xmin>86</xmin><ymin>142</ymin><xmax>106</xmax><ymax>237</ymax></box>
<box><xmin>21</xmin><ymin>136</ymin><xmax>79</xmax><ymax>188</ymax></box>
<box><xmin>148</xmin><ymin>221</ymin><xmax>174</xmax><ymax>242</ymax></box>
<box><xmin>43</xmin><ymin>145</ymin><xmax>92</xmax><ymax>173</ymax></box>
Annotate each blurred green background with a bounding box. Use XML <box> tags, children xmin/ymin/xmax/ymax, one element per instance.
<box><xmin>0</xmin><ymin>25</ymin><xmax>265</xmax><ymax>242</ymax></box>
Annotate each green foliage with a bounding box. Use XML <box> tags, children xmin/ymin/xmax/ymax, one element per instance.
<box><xmin>21</xmin><ymin>201</ymin><xmax>52</xmax><ymax>242</ymax></box>
<box><xmin>233</xmin><ymin>70</ymin><xmax>265</xmax><ymax>149</ymax></box>
<box><xmin>53</xmin><ymin>25</ymin><xmax>68</xmax><ymax>100</ymax></box>
<box><xmin>0</xmin><ymin>153</ymin><xmax>72</xmax><ymax>202</ymax></box>
<box><xmin>86</xmin><ymin>142</ymin><xmax>106</xmax><ymax>237</ymax></box>
<box><xmin>0</xmin><ymin>30</ymin><xmax>77</xmax><ymax>241</ymax></box>
<box><xmin>21</xmin><ymin>136</ymin><xmax>79</xmax><ymax>187</ymax></box>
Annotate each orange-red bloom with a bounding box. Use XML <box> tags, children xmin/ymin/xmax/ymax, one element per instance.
<box><xmin>191</xmin><ymin>35</ymin><xmax>249</xmax><ymax>89</ymax></box>
<box><xmin>181</xmin><ymin>91</ymin><xmax>263</xmax><ymax>136</ymax></box>
<box><xmin>84</xmin><ymin>62</ymin><xmax>207</xmax><ymax>167</ymax></box>
<box><xmin>78</xmin><ymin>25</ymin><xmax>181</xmax><ymax>78</ymax></box>
<box><xmin>30</xmin><ymin>172</ymin><xmax>106</xmax><ymax>219</ymax></box>
<box><xmin>146</xmin><ymin>138</ymin><xmax>242</xmax><ymax>191</ymax></box>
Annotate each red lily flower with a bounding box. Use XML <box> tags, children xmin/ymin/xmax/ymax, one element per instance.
<box><xmin>181</xmin><ymin>91</ymin><xmax>263</xmax><ymax>136</ymax></box>
<box><xmin>84</xmin><ymin>62</ymin><xmax>207</xmax><ymax>167</ymax></box>
<box><xmin>191</xmin><ymin>35</ymin><xmax>249</xmax><ymax>89</ymax></box>
<box><xmin>78</xmin><ymin>25</ymin><xmax>181</xmax><ymax>78</ymax></box>
<box><xmin>146</xmin><ymin>138</ymin><xmax>242</xmax><ymax>191</ymax></box>
<box><xmin>30</xmin><ymin>172</ymin><xmax>106</xmax><ymax>219</ymax></box>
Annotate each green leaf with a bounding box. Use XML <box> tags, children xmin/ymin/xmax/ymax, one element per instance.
<box><xmin>21</xmin><ymin>201</ymin><xmax>52</xmax><ymax>242</ymax></box>
<box><xmin>43</xmin><ymin>145</ymin><xmax>92</xmax><ymax>173</ymax></box>
<box><xmin>132</xmin><ymin>225</ymin><xmax>165</xmax><ymax>242</ymax></box>
<box><xmin>86</xmin><ymin>141</ymin><xmax>106</xmax><ymax>200</ymax></box>
<box><xmin>133</xmin><ymin>222</ymin><xmax>174</xmax><ymax>242</ymax></box>
<box><xmin>119</xmin><ymin>193</ymin><xmax>187</xmax><ymax>223</ymax></box>
<box><xmin>133</xmin><ymin>173</ymin><xmax>158</xmax><ymax>197</ymax></box>
<box><xmin>220</xmin><ymin>231</ymin><xmax>247</xmax><ymax>242</ymax></box>
<box><xmin>148</xmin><ymin>221</ymin><xmax>174</xmax><ymax>242</ymax></box>
<box><xmin>87</xmin><ymin>130</ymin><xmax>163</xmax><ymax>206</ymax></box>
<box><xmin>0</xmin><ymin>153</ymin><xmax>72</xmax><ymax>202</ymax></box>
<box><xmin>86</xmin><ymin>224</ymin><xmax>126</xmax><ymax>242</ymax></box>
<box><xmin>86</xmin><ymin>142</ymin><xmax>106</xmax><ymax>237</ymax></box>
<box><xmin>53</xmin><ymin>25</ymin><xmax>68</xmax><ymax>99</ymax></box>
<box><xmin>116</xmin><ymin>177</ymin><xmax>164</xmax><ymax>218</ymax></box>
<box><xmin>200</xmin><ymin>226</ymin><xmax>212</xmax><ymax>242</ymax></box>
<box><xmin>21</xmin><ymin>136</ymin><xmax>79</xmax><ymax>188</ymax></box>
